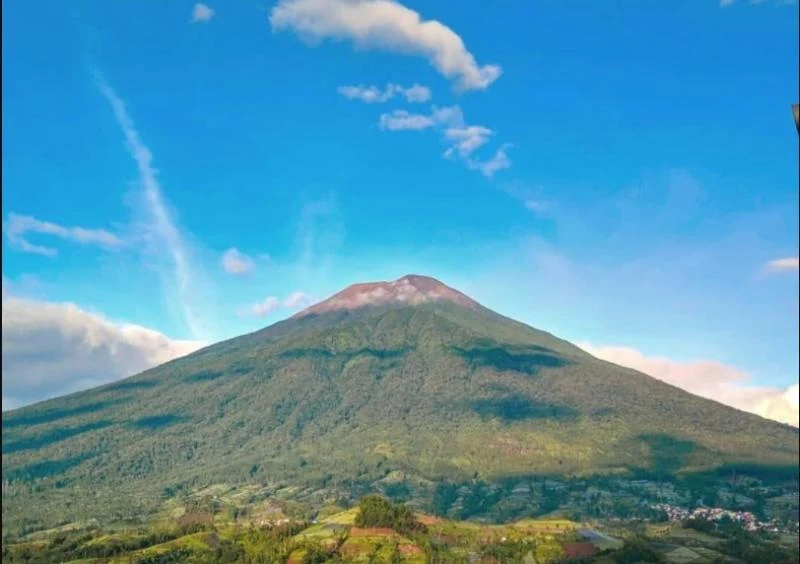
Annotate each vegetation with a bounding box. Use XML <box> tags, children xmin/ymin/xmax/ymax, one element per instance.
<box><xmin>2</xmin><ymin>495</ymin><xmax>797</xmax><ymax>563</ymax></box>
<box><xmin>354</xmin><ymin>495</ymin><xmax>426</xmax><ymax>536</ymax></box>
<box><xmin>2</xmin><ymin>299</ymin><xmax>798</xmax><ymax>536</ymax></box>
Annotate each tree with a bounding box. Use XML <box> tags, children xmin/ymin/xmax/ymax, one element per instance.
<box><xmin>355</xmin><ymin>495</ymin><xmax>426</xmax><ymax>536</ymax></box>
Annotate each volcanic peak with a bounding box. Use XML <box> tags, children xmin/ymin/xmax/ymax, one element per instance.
<box><xmin>294</xmin><ymin>274</ymin><xmax>479</xmax><ymax>317</ymax></box>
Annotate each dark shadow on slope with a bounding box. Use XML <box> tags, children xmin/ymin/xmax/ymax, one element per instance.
<box><xmin>684</xmin><ymin>463</ymin><xmax>800</xmax><ymax>484</ymax></box>
<box><xmin>131</xmin><ymin>414</ymin><xmax>186</xmax><ymax>430</ymax></box>
<box><xmin>108</xmin><ymin>380</ymin><xmax>159</xmax><ymax>391</ymax></box>
<box><xmin>183</xmin><ymin>360</ymin><xmax>257</xmax><ymax>384</ymax></box>
<box><xmin>3</xmin><ymin>420</ymin><xmax>113</xmax><ymax>454</ymax></box>
<box><xmin>635</xmin><ymin>433</ymin><xmax>703</xmax><ymax>475</ymax></box>
<box><xmin>5</xmin><ymin>453</ymin><xmax>96</xmax><ymax>482</ymax></box>
<box><xmin>452</xmin><ymin>342</ymin><xmax>569</xmax><ymax>376</ymax></box>
<box><xmin>467</xmin><ymin>338</ymin><xmax>555</xmax><ymax>355</ymax></box>
<box><xmin>471</xmin><ymin>397</ymin><xmax>579</xmax><ymax>422</ymax></box>
<box><xmin>184</xmin><ymin>370</ymin><xmax>225</xmax><ymax>383</ymax></box>
<box><xmin>2</xmin><ymin>399</ymin><xmax>129</xmax><ymax>428</ymax></box>
<box><xmin>279</xmin><ymin>347</ymin><xmax>412</xmax><ymax>361</ymax></box>
<box><xmin>590</xmin><ymin>407</ymin><xmax>616</xmax><ymax>418</ymax></box>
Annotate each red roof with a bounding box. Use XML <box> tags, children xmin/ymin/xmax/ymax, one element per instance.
<box><xmin>563</xmin><ymin>543</ymin><xmax>598</xmax><ymax>560</ymax></box>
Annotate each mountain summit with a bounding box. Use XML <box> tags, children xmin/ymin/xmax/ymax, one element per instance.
<box><xmin>2</xmin><ymin>275</ymin><xmax>798</xmax><ymax>534</ymax></box>
<box><xmin>294</xmin><ymin>274</ymin><xmax>479</xmax><ymax>317</ymax></box>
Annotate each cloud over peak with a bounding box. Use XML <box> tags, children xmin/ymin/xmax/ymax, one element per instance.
<box><xmin>270</xmin><ymin>0</ymin><xmax>502</xmax><ymax>92</ymax></box>
<box><xmin>246</xmin><ymin>291</ymin><xmax>313</xmax><ymax>317</ymax></box>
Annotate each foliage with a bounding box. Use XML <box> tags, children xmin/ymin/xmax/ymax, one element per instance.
<box><xmin>2</xmin><ymin>300</ymin><xmax>798</xmax><ymax>536</ymax></box>
<box><xmin>613</xmin><ymin>537</ymin><xmax>665</xmax><ymax>564</ymax></box>
<box><xmin>354</xmin><ymin>495</ymin><xmax>426</xmax><ymax>536</ymax></box>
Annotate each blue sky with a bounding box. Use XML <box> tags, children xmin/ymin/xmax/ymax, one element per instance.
<box><xmin>2</xmin><ymin>0</ymin><xmax>798</xmax><ymax>417</ymax></box>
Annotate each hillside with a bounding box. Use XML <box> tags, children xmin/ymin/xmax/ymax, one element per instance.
<box><xmin>4</xmin><ymin>494</ymin><xmax>799</xmax><ymax>563</ymax></box>
<box><xmin>2</xmin><ymin>275</ymin><xmax>798</xmax><ymax>537</ymax></box>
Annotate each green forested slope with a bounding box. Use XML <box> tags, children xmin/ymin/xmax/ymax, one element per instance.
<box><xmin>3</xmin><ymin>299</ymin><xmax>797</xmax><ymax>536</ymax></box>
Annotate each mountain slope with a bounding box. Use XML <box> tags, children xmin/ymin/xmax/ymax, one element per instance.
<box><xmin>2</xmin><ymin>275</ymin><xmax>797</xmax><ymax>535</ymax></box>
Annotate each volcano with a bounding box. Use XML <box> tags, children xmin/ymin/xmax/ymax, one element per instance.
<box><xmin>2</xmin><ymin>275</ymin><xmax>797</xmax><ymax>533</ymax></box>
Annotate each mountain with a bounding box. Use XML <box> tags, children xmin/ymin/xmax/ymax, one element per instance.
<box><xmin>2</xmin><ymin>275</ymin><xmax>797</xmax><ymax>536</ymax></box>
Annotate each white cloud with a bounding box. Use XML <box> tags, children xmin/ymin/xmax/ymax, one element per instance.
<box><xmin>339</xmin><ymin>84</ymin><xmax>394</xmax><ymax>104</ymax></box>
<box><xmin>443</xmin><ymin>125</ymin><xmax>494</xmax><ymax>157</ymax></box>
<box><xmin>578</xmin><ymin>342</ymin><xmax>799</xmax><ymax>427</ymax></box>
<box><xmin>524</xmin><ymin>200</ymin><xmax>548</xmax><ymax>213</ymax></box>
<box><xmin>94</xmin><ymin>72</ymin><xmax>212</xmax><ymax>341</ymax></box>
<box><xmin>1</xmin><ymin>295</ymin><xmax>205</xmax><ymax>411</ymax></box>
<box><xmin>3</xmin><ymin>213</ymin><xmax>122</xmax><ymax>257</ymax></box>
<box><xmin>378</xmin><ymin>105</ymin><xmax>463</xmax><ymax>131</ymax></box>
<box><xmin>466</xmin><ymin>144</ymin><xmax>512</xmax><ymax>178</ymax></box>
<box><xmin>337</xmin><ymin>83</ymin><xmax>432</xmax><ymax>103</ymax></box>
<box><xmin>191</xmin><ymin>3</ymin><xmax>215</xmax><ymax>22</ymax></box>
<box><xmin>270</xmin><ymin>0</ymin><xmax>502</xmax><ymax>92</ymax></box>
<box><xmin>283</xmin><ymin>291</ymin><xmax>313</xmax><ymax>308</ymax></box>
<box><xmin>402</xmin><ymin>84</ymin><xmax>432</xmax><ymax>103</ymax></box>
<box><xmin>247</xmin><ymin>291</ymin><xmax>313</xmax><ymax>317</ymax></box>
<box><xmin>221</xmin><ymin>247</ymin><xmax>255</xmax><ymax>275</ymax></box>
<box><xmin>379</xmin><ymin>110</ymin><xmax>435</xmax><ymax>131</ymax></box>
<box><xmin>721</xmin><ymin>0</ymin><xmax>794</xmax><ymax>6</ymax></box>
<box><xmin>250</xmin><ymin>296</ymin><xmax>280</xmax><ymax>317</ymax></box>
<box><xmin>763</xmin><ymin>257</ymin><xmax>799</xmax><ymax>275</ymax></box>
<box><xmin>377</xmin><ymin>105</ymin><xmax>510</xmax><ymax>176</ymax></box>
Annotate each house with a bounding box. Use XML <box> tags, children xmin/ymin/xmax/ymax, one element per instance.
<box><xmin>562</xmin><ymin>543</ymin><xmax>598</xmax><ymax>561</ymax></box>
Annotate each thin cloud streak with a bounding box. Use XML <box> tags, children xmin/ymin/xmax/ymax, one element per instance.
<box><xmin>3</xmin><ymin>213</ymin><xmax>122</xmax><ymax>257</ymax></box>
<box><xmin>337</xmin><ymin>83</ymin><xmax>432</xmax><ymax>103</ymax></box>
<box><xmin>93</xmin><ymin>71</ymin><xmax>210</xmax><ymax>340</ymax></box>
<box><xmin>763</xmin><ymin>257</ymin><xmax>799</xmax><ymax>275</ymax></box>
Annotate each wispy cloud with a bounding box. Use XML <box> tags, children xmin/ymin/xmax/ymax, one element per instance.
<box><xmin>270</xmin><ymin>0</ymin><xmax>502</xmax><ymax>92</ymax></box>
<box><xmin>499</xmin><ymin>180</ymin><xmax>553</xmax><ymax>214</ymax></box>
<box><xmin>3</xmin><ymin>213</ymin><xmax>122</xmax><ymax>257</ymax></box>
<box><xmin>524</xmin><ymin>200</ymin><xmax>548</xmax><ymax>214</ymax></box>
<box><xmin>763</xmin><ymin>257</ymin><xmax>799</xmax><ymax>275</ymax></box>
<box><xmin>378</xmin><ymin>105</ymin><xmax>511</xmax><ymax>176</ymax></box>
<box><xmin>221</xmin><ymin>247</ymin><xmax>255</xmax><ymax>275</ymax></box>
<box><xmin>443</xmin><ymin>126</ymin><xmax>494</xmax><ymax>158</ymax></box>
<box><xmin>93</xmin><ymin>71</ymin><xmax>211</xmax><ymax>340</ymax></box>
<box><xmin>338</xmin><ymin>83</ymin><xmax>431</xmax><ymax>104</ymax></box>
<box><xmin>466</xmin><ymin>144</ymin><xmax>512</xmax><ymax>178</ymax></box>
<box><xmin>720</xmin><ymin>0</ymin><xmax>795</xmax><ymax>6</ymax></box>
<box><xmin>378</xmin><ymin>105</ymin><xmax>462</xmax><ymax>131</ymax></box>
<box><xmin>578</xmin><ymin>342</ymin><xmax>799</xmax><ymax>427</ymax></box>
<box><xmin>246</xmin><ymin>291</ymin><xmax>313</xmax><ymax>317</ymax></box>
<box><xmin>191</xmin><ymin>3</ymin><xmax>215</xmax><ymax>22</ymax></box>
